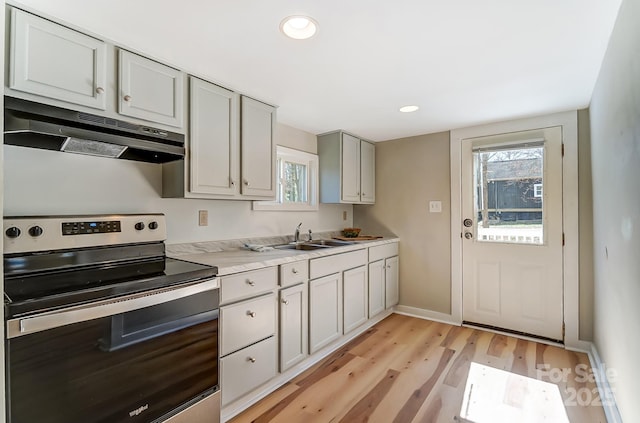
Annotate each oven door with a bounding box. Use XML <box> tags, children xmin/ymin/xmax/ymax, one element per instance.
<box><xmin>5</xmin><ymin>279</ymin><xmax>220</xmax><ymax>423</ymax></box>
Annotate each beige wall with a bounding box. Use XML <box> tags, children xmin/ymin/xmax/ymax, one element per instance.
<box><xmin>589</xmin><ymin>0</ymin><xmax>640</xmax><ymax>420</ymax></box>
<box><xmin>354</xmin><ymin>132</ymin><xmax>451</xmax><ymax>313</ymax></box>
<box><xmin>577</xmin><ymin>109</ymin><xmax>595</xmax><ymax>341</ymax></box>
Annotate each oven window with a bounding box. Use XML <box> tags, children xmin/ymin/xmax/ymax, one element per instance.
<box><xmin>7</xmin><ymin>290</ymin><xmax>219</xmax><ymax>423</ymax></box>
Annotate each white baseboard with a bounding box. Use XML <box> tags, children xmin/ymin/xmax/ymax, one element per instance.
<box><xmin>394</xmin><ymin>305</ymin><xmax>461</xmax><ymax>326</ymax></box>
<box><xmin>587</xmin><ymin>342</ymin><xmax>623</xmax><ymax>423</ymax></box>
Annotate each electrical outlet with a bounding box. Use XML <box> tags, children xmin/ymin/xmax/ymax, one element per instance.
<box><xmin>198</xmin><ymin>210</ymin><xmax>208</xmax><ymax>226</ymax></box>
<box><xmin>429</xmin><ymin>201</ymin><xmax>442</xmax><ymax>213</ymax></box>
<box><xmin>342</xmin><ymin>210</ymin><xmax>347</xmax><ymax>221</ymax></box>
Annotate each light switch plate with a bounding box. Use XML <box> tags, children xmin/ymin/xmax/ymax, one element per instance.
<box><xmin>198</xmin><ymin>210</ymin><xmax>208</xmax><ymax>226</ymax></box>
<box><xmin>429</xmin><ymin>201</ymin><xmax>442</xmax><ymax>213</ymax></box>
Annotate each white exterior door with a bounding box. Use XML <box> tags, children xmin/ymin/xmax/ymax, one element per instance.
<box><xmin>461</xmin><ymin>127</ymin><xmax>564</xmax><ymax>340</ymax></box>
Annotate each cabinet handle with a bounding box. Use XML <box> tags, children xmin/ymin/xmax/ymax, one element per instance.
<box><xmin>95</xmin><ymin>87</ymin><xmax>105</xmax><ymax>94</ymax></box>
<box><xmin>362</xmin><ymin>192</ymin><xmax>366</xmax><ymax>196</ymax></box>
<box><xmin>291</xmin><ymin>268</ymin><xmax>298</xmax><ymax>274</ymax></box>
<box><xmin>244</xmin><ymin>180</ymin><xmax>250</xmax><ymax>186</ymax></box>
<box><xmin>357</xmin><ymin>192</ymin><xmax>360</xmax><ymax>196</ymax></box>
<box><xmin>248</xmin><ymin>357</ymin><xmax>256</xmax><ymax>363</ymax></box>
<box><xmin>282</xmin><ymin>299</ymin><xmax>289</xmax><ymax>305</ymax></box>
<box><xmin>247</xmin><ymin>311</ymin><xmax>257</xmax><ymax>318</ymax></box>
<box><xmin>246</xmin><ymin>280</ymin><xmax>256</xmax><ymax>286</ymax></box>
<box><xmin>386</xmin><ymin>265</ymin><xmax>392</xmax><ymax>269</ymax></box>
<box><xmin>230</xmin><ymin>179</ymin><xmax>235</xmax><ymax>186</ymax></box>
<box><xmin>123</xmin><ymin>95</ymin><xmax>132</xmax><ymax>102</ymax></box>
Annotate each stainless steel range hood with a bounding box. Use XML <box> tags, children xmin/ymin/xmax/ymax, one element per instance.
<box><xmin>4</xmin><ymin>97</ymin><xmax>185</xmax><ymax>163</ymax></box>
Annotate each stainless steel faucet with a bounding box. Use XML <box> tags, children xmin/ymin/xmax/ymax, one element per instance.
<box><xmin>294</xmin><ymin>222</ymin><xmax>302</xmax><ymax>243</ymax></box>
<box><xmin>308</xmin><ymin>229</ymin><xmax>313</xmax><ymax>241</ymax></box>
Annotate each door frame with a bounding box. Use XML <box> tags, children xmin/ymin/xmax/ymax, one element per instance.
<box><xmin>450</xmin><ymin>111</ymin><xmax>588</xmax><ymax>351</ymax></box>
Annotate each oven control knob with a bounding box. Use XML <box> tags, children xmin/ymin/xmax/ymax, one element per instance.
<box><xmin>28</xmin><ymin>226</ymin><xmax>43</xmax><ymax>237</ymax></box>
<box><xmin>135</xmin><ymin>222</ymin><xmax>145</xmax><ymax>231</ymax></box>
<box><xmin>148</xmin><ymin>221</ymin><xmax>159</xmax><ymax>230</ymax></box>
<box><xmin>5</xmin><ymin>227</ymin><xmax>21</xmax><ymax>238</ymax></box>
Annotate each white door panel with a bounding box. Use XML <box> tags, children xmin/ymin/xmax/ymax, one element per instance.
<box><xmin>462</xmin><ymin>127</ymin><xmax>563</xmax><ymax>341</ymax></box>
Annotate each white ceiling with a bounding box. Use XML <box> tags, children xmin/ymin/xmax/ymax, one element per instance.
<box><xmin>12</xmin><ymin>0</ymin><xmax>622</xmax><ymax>142</ymax></box>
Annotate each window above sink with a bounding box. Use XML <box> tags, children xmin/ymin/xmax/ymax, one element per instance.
<box><xmin>253</xmin><ymin>146</ymin><xmax>319</xmax><ymax>211</ymax></box>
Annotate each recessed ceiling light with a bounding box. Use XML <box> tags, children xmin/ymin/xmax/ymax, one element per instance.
<box><xmin>280</xmin><ymin>15</ymin><xmax>318</xmax><ymax>40</ymax></box>
<box><xmin>399</xmin><ymin>105</ymin><xmax>420</xmax><ymax>113</ymax></box>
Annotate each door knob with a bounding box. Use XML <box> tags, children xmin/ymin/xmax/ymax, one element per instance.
<box><xmin>463</xmin><ymin>218</ymin><xmax>473</xmax><ymax>227</ymax></box>
<box><xmin>464</xmin><ymin>232</ymin><xmax>473</xmax><ymax>239</ymax></box>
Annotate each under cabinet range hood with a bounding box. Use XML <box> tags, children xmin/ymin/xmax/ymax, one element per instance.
<box><xmin>4</xmin><ymin>97</ymin><xmax>185</xmax><ymax>163</ymax></box>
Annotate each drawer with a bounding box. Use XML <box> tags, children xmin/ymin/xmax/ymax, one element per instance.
<box><xmin>309</xmin><ymin>249</ymin><xmax>367</xmax><ymax>280</ymax></box>
<box><xmin>280</xmin><ymin>260</ymin><xmax>309</xmax><ymax>287</ymax></box>
<box><xmin>220</xmin><ymin>293</ymin><xmax>276</xmax><ymax>356</ymax></box>
<box><xmin>369</xmin><ymin>242</ymin><xmax>399</xmax><ymax>262</ymax></box>
<box><xmin>221</xmin><ymin>336</ymin><xmax>277</xmax><ymax>406</ymax></box>
<box><xmin>220</xmin><ymin>266</ymin><xmax>277</xmax><ymax>304</ymax></box>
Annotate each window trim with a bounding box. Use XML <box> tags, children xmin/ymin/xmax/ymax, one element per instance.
<box><xmin>253</xmin><ymin>146</ymin><xmax>319</xmax><ymax>211</ymax></box>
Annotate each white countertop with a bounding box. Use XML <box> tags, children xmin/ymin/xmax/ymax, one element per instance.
<box><xmin>168</xmin><ymin>237</ymin><xmax>399</xmax><ymax>276</ymax></box>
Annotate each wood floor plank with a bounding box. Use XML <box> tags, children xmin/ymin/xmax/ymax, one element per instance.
<box><xmin>338</xmin><ymin>368</ymin><xmax>401</xmax><ymax>422</ymax></box>
<box><xmin>229</xmin><ymin>315</ymin><xmax>606</xmax><ymax>423</ymax></box>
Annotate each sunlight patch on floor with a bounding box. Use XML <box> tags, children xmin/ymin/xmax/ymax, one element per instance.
<box><xmin>459</xmin><ymin>362</ymin><xmax>569</xmax><ymax>423</ymax></box>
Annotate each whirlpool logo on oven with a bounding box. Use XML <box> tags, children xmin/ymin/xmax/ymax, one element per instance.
<box><xmin>129</xmin><ymin>404</ymin><xmax>149</xmax><ymax>417</ymax></box>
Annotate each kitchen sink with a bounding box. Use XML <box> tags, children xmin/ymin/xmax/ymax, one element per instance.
<box><xmin>273</xmin><ymin>239</ymin><xmax>355</xmax><ymax>250</ymax></box>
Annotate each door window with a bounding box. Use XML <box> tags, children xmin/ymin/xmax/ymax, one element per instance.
<box><xmin>473</xmin><ymin>143</ymin><xmax>544</xmax><ymax>245</ymax></box>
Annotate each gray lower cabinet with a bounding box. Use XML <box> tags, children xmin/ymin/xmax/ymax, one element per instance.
<box><xmin>368</xmin><ymin>260</ymin><xmax>386</xmax><ymax>317</ymax></box>
<box><xmin>309</xmin><ymin>273</ymin><xmax>343</xmax><ymax>354</ymax></box>
<box><xmin>219</xmin><ymin>268</ymin><xmax>278</xmax><ymax>406</ymax></box>
<box><xmin>343</xmin><ymin>265</ymin><xmax>368</xmax><ymax>334</ymax></box>
<box><xmin>385</xmin><ymin>256</ymin><xmax>399</xmax><ymax>308</ymax></box>
<box><xmin>220</xmin><ymin>336</ymin><xmax>277</xmax><ymax>406</ymax></box>
<box><xmin>9</xmin><ymin>7</ymin><xmax>107</xmax><ymax>110</ymax></box>
<box><xmin>279</xmin><ymin>283</ymin><xmax>308</xmax><ymax>371</ymax></box>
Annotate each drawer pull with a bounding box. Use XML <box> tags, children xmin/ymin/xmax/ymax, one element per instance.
<box><xmin>247</xmin><ymin>311</ymin><xmax>257</xmax><ymax>318</ymax></box>
<box><xmin>282</xmin><ymin>299</ymin><xmax>289</xmax><ymax>305</ymax></box>
<box><xmin>246</xmin><ymin>280</ymin><xmax>256</xmax><ymax>286</ymax></box>
<box><xmin>291</xmin><ymin>268</ymin><xmax>299</xmax><ymax>274</ymax></box>
<box><xmin>248</xmin><ymin>357</ymin><xmax>256</xmax><ymax>363</ymax></box>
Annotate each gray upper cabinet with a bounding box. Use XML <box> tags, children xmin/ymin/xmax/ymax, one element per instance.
<box><xmin>9</xmin><ymin>8</ymin><xmax>107</xmax><ymax>110</ymax></box>
<box><xmin>163</xmin><ymin>90</ymin><xmax>277</xmax><ymax>200</ymax></box>
<box><xmin>118</xmin><ymin>49</ymin><xmax>184</xmax><ymax>128</ymax></box>
<box><xmin>360</xmin><ymin>140</ymin><xmax>376</xmax><ymax>203</ymax></box>
<box><xmin>318</xmin><ymin>131</ymin><xmax>376</xmax><ymax>204</ymax></box>
<box><xmin>189</xmin><ymin>76</ymin><xmax>239</xmax><ymax>196</ymax></box>
<box><xmin>240</xmin><ymin>96</ymin><xmax>276</xmax><ymax>198</ymax></box>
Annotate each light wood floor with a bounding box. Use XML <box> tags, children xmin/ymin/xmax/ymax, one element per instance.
<box><xmin>230</xmin><ymin>314</ymin><xmax>607</xmax><ymax>423</ymax></box>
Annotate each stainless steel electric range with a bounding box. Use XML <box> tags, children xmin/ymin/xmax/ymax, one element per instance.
<box><xmin>3</xmin><ymin>214</ymin><xmax>220</xmax><ymax>423</ymax></box>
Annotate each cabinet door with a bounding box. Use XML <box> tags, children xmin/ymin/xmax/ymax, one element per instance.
<box><xmin>220</xmin><ymin>293</ymin><xmax>276</xmax><ymax>356</ymax></box>
<box><xmin>385</xmin><ymin>256</ymin><xmax>399</xmax><ymax>308</ymax></box>
<box><xmin>368</xmin><ymin>260</ymin><xmax>386</xmax><ymax>317</ymax></box>
<box><xmin>189</xmin><ymin>77</ymin><xmax>239</xmax><ymax>196</ymax></box>
<box><xmin>9</xmin><ymin>8</ymin><xmax>107</xmax><ymax>110</ymax></box>
<box><xmin>343</xmin><ymin>266</ymin><xmax>368</xmax><ymax>334</ymax></box>
<box><xmin>240</xmin><ymin>96</ymin><xmax>276</xmax><ymax>198</ymax></box>
<box><xmin>220</xmin><ymin>336</ymin><xmax>277</xmax><ymax>405</ymax></box>
<box><xmin>360</xmin><ymin>140</ymin><xmax>376</xmax><ymax>203</ymax></box>
<box><xmin>279</xmin><ymin>283</ymin><xmax>308</xmax><ymax>371</ymax></box>
<box><xmin>341</xmin><ymin>133</ymin><xmax>361</xmax><ymax>203</ymax></box>
<box><xmin>309</xmin><ymin>273</ymin><xmax>342</xmax><ymax>354</ymax></box>
<box><xmin>118</xmin><ymin>49</ymin><xmax>184</xmax><ymax>127</ymax></box>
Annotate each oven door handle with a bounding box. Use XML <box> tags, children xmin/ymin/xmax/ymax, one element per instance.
<box><xmin>7</xmin><ymin>278</ymin><xmax>220</xmax><ymax>339</ymax></box>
